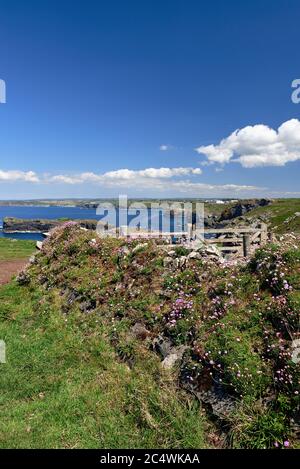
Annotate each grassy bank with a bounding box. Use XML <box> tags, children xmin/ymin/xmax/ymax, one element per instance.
<box><xmin>0</xmin><ymin>225</ymin><xmax>299</xmax><ymax>448</ymax></box>
<box><xmin>0</xmin><ymin>276</ymin><xmax>207</xmax><ymax>449</ymax></box>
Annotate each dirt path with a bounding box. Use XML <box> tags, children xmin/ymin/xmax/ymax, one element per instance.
<box><xmin>0</xmin><ymin>259</ymin><xmax>28</xmax><ymax>285</ymax></box>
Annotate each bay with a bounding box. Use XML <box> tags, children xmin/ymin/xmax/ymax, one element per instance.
<box><xmin>0</xmin><ymin>206</ymin><xmax>100</xmax><ymax>240</ymax></box>
<box><xmin>0</xmin><ymin>205</ymin><xmax>195</xmax><ymax>241</ymax></box>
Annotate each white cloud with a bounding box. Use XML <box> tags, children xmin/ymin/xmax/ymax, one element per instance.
<box><xmin>0</xmin><ymin>166</ymin><xmax>266</xmax><ymax>197</ymax></box>
<box><xmin>50</xmin><ymin>175</ymin><xmax>82</xmax><ymax>184</ymax></box>
<box><xmin>48</xmin><ymin>167</ymin><xmax>202</xmax><ymax>184</ymax></box>
<box><xmin>159</xmin><ymin>144</ymin><xmax>173</xmax><ymax>151</ymax></box>
<box><xmin>0</xmin><ymin>170</ymin><xmax>39</xmax><ymax>182</ymax></box>
<box><xmin>137</xmin><ymin>167</ymin><xmax>202</xmax><ymax>178</ymax></box>
<box><xmin>195</xmin><ymin>118</ymin><xmax>300</xmax><ymax>168</ymax></box>
<box><xmin>44</xmin><ymin>167</ymin><xmax>262</xmax><ymax>196</ymax></box>
<box><xmin>166</xmin><ymin>181</ymin><xmax>261</xmax><ymax>193</ymax></box>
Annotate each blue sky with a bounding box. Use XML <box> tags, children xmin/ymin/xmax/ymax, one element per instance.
<box><xmin>0</xmin><ymin>0</ymin><xmax>300</xmax><ymax>199</ymax></box>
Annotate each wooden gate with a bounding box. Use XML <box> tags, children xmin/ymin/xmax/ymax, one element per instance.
<box><xmin>118</xmin><ymin>223</ymin><xmax>269</xmax><ymax>257</ymax></box>
<box><xmin>203</xmin><ymin>223</ymin><xmax>268</xmax><ymax>256</ymax></box>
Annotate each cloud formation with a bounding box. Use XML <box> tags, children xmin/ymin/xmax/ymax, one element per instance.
<box><xmin>45</xmin><ymin>167</ymin><xmax>261</xmax><ymax>196</ymax></box>
<box><xmin>0</xmin><ymin>166</ymin><xmax>262</xmax><ymax>196</ymax></box>
<box><xmin>195</xmin><ymin>118</ymin><xmax>300</xmax><ymax>168</ymax></box>
<box><xmin>48</xmin><ymin>167</ymin><xmax>202</xmax><ymax>185</ymax></box>
<box><xmin>0</xmin><ymin>170</ymin><xmax>39</xmax><ymax>182</ymax></box>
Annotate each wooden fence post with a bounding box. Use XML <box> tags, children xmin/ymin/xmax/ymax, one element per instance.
<box><xmin>243</xmin><ymin>234</ymin><xmax>250</xmax><ymax>257</ymax></box>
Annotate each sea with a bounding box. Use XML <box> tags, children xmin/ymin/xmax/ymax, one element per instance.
<box><xmin>0</xmin><ymin>206</ymin><xmax>101</xmax><ymax>241</ymax></box>
<box><xmin>0</xmin><ymin>205</ymin><xmax>193</xmax><ymax>241</ymax></box>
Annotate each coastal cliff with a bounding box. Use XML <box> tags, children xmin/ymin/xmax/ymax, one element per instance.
<box><xmin>1</xmin><ymin>199</ymin><xmax>274</xmax><ymax>234</ymax></box>
<box><xmin>2</xmin><ymin>217</ymin><xmax>98</xmax><ymax>233</ymax></box>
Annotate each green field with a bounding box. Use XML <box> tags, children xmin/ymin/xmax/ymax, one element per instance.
<box><xmin>0</xmin><ymin>238</ymin><xmax>36</xmax><ymax>261</ymax></box>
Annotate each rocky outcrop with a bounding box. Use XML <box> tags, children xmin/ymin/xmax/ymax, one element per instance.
<box><xmin>203</xmin><ymin>214</ymin><xmax>219</xmax><ymax>228</ymax></box>
<box><xmin>219</xmin><ymin>199</ymin><xmax>271</xmax><ymax>222</ymax></box>
<box><xmin>2</xmin><ymin>217</ymin><xmax>98</xmax><ymax>233</ymax></box>
<box><xmin>163</xmin><ymin>242</ymin><xmax>222</xmax><ymax>270</ymax></box>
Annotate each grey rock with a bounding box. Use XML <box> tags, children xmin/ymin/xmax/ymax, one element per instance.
<box><xmin>161</xmin><ymin>345</ymin><xmax>188</xmax><ymax>370</ymax></box>
<box><xmin>196</xmin><ymin>389</ymin><xmax>236</xmax><ymax>419</ymax></box>
<box><xmin>153</xmin><ymin>336</ymin><xmax>173</xmax><ymax>358</ymax></box>
<box><xmin>183</xmin><ymin>382</ymin><xmax>236</xmax><ymax>420</ymax></box>
<box><xmin>188</xmin><ymin>251</ymin><xmax>202</xmax><ymax>260</ymax></box>
<box><xmin>161</xmin><ymin>353</ymin><xmax>181</xmax><ymax>369</ymax></box>
<box><xmin>204</xmin><ymin>245</ymin><xmax>222</xmax><ymax>257</ymax></box>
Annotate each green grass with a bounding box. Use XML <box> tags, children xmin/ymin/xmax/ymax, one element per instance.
<box><xmin>0</xmin><ymin>238</ymin><xmax>36</xmax><ymax>261</ymax></box>
<box><xmin>0</xmin><ymin>281</ymin><xmax>207</xmax><ymax>449</ymax></box>
<box><xmin>244</xmin><ymin>198</ymin><xmax>300</xmax><ymax>233</ymax></box>
<box><xmin>0</xmin><ymin>223</ymin><xmax>299</xmax><ymax>449</ymax></box>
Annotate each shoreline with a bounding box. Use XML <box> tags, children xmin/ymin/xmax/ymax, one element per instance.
<box><xmin>1</xmin><ymin>229</ymin><xmax>44</xmax><ymax>234</ymax></box>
